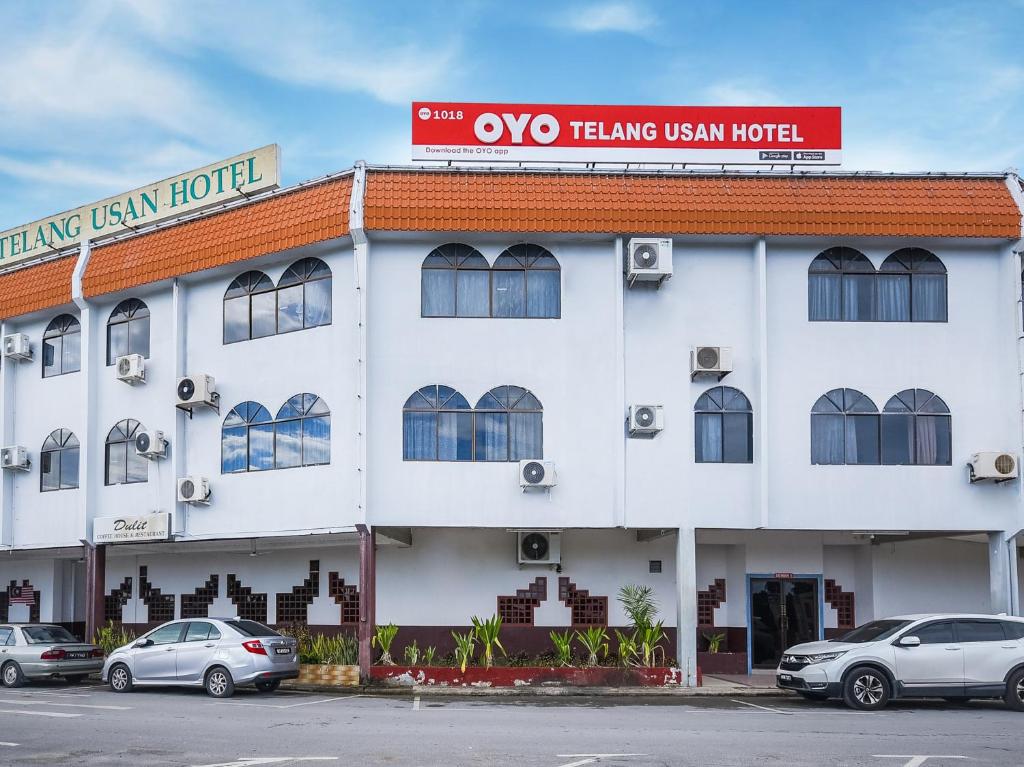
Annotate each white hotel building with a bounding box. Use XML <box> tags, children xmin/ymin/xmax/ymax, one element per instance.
<box><xmin>1</xmin><ymin>163</ymin><xmax>1022</xmax><ymax>682</ymax></box>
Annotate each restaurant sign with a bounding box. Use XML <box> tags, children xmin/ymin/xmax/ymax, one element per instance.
<box><xmin>0</xmin><ymin>145</ymin><xmax>281</xmax><ymax>271</ymax></box>
<box><xmin>94</xmin><ymin>512</ymin><xmax>171</xmax><ymax>544</ymax></box>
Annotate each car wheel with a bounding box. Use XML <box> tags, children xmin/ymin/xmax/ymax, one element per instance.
<box><xmin>205</xmin><ymin>667</ymin><xmax>235</xmax><ymax>698</ymax></box>
<box><xmin>797</xmin><ymin>690</ymin><xmax>828</xmax><ymax>701</ymax></box>
<box><xmin>255</xmin><ymin>679</ymin><xmax>281</xmax><ymax>693</ymax></box>
<box><xmin>843</xmin><ymin>666</ymin><xmax>890</xmax><ymax>711</ymax></box>
<box><xmin>65</xmin><ymin>675</ymin><xmax>88</xmax><ymax>685</ymax></box>
<box><xmin>1</xmin><ymin>661</ymin><xmax>25</xmax><ymax>689</ymax></box>
<box><xmin>1004</xmin><ymin>668</ymin><xmax>1024</xmax><ymax>712</ymax></box>
<box><xmin>108</xmin><ymin>664</ymin><xmax>133</xmax><ymax>693</ymax></box>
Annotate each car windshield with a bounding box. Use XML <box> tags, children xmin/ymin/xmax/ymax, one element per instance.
<box><xmin>22</xmin><ymin>626</ymin><xmax>78</xmax><ymax>644</ymax></box>
<box><xmin>834</xmin><ymin>619</ymin><xmax>913</xmax><ymax>644</ymax></box>
<box><xmin>224</xmin><ymin>620</ymin><xmax>281</xmax><ymax>637</ymax></box>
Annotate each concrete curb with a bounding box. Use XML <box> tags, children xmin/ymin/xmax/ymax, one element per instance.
<box><xmin>280</xmin><ymin>682</ymin><xmax>788</xmax><ymax>698</ymax></box>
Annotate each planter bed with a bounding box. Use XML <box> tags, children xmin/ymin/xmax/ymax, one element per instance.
<box><xmin>370</xmin><ymin>665</ymin><xmax>683</xmax><ymax>687</ymax></box>
<box><xmin>697</xmin><ymin>651</ymin><xmax>747</xmax><ymax>675</ymax></box>
<box><xmin>289</xmin><ymin>664</ymin><xmax>360</xmax><ymax>687</ymax></box>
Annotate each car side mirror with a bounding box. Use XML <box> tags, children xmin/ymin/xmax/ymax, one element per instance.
<box><xmin>134</xmin><ymin>638</ymin><xmax>154</xmax><ymax>648</ymax></box>
<box><xmin>897</xmin><ymin>635</ymin><xmax>921</xmax><ymax>648</ymax></box>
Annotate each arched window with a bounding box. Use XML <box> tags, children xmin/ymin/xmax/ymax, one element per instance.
<box><xmin>811</xmin><ymin>389</ymin><xmax>879</xmax><ymax>465</ymax></box>
<box><xmin>474</xmin><ymin>386</ymin><xmax>543</xmax><ymax>462</ymax></box>
<box><xmin>403</xmin><ymin>385</ymin><xmax>472</xmax><ymax>461</ymax></box>
<box><xmin>105</xmin><ymin>419</ymin><xmax>148</xmax><ymax>485</ymax></box>
<box><xmin>694</xmin><ymin>387</ymin><xmax>752</xmax><ymax>463</ymax></box>
<box><xmin>808</xmin><ymin>248</ymin><xmax>875</xmax><ymax>322</ymax></box>
<box><xmin>223</xmin><ymin>271</ymin><xmax>275</xmax><ymax>343</ymax></box>
<box><xmin>421</xmin><ymin>244</ymin><xmax>490</xmax><ymax>318</ymax></box>
<box><xmin>40</xmin><ymin>429</ymin><xmax>79</xmax><ymax>492</ymax></box>
<box><xmin>882</xmin><ymin>389</ymin><xmax>951</xmax><ymax>466</ymax></box>
<box><xmin>879</xmin><ymin>249</ymin><xmax>947</xmax><ymax>322</ymax></box>
<box><xmin>106</xmin><ymin>299</ymin><xmax>150</xmax><ymax>365</ymax></box>
<box><xmin>277</xmin><ymin>258</ymin><xmax>332</xmax><ymax>333</ymax></box>
<box><xmin>274</xmin><ymin>394</ymin><xmax>331</xmax><ymax>468</ymax></box>
<box><xmin>42</xmin><ymin>314</ymin><xmax>81</xmax><ymax>377</ymax></box>
<box><xmin>492</xmin><ymin>245</ymin><xmax>561</xmax><ymax>318</ymax></box>
<box><xmin>221</xmin><ymin>402</ymin><xmax>273</xmax><ymax>473</ymax></box>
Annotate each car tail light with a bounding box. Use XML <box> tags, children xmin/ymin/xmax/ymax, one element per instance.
<box><xmin>91</xmin><ymin>648</ymin><xmax>105</xmax><ymax>658</ymax></box>
<box><xmin>40</xmin><ymin>648</ymin><xmax>66</xmax><ymax>660</ymax></box>
<box><xmin>242</xmin><ymin>640</ymin><xmax>267</xmax><ymax>656</ymax></box>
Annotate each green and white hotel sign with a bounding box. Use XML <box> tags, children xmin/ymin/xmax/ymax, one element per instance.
<box><xmin>0</xmin><ymin>144</ymin><xmax>280</xmax><ymax>270</ymax></box>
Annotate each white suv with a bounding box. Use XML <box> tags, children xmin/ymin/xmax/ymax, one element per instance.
<box><xmin>776</xmin><ymin>613</ymin><xmax>1024</xmax><ymax>711</ymax></box>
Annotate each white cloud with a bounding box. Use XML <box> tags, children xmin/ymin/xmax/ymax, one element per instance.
<box><xmin>554</xmin><ymin>1</ymin><xmax>657</xmax><ymax>34</ymax></box>
<box><xmin>701</xmin><ymin>79</ymin><xmax>785</xmax><ymax>106</ymax></box>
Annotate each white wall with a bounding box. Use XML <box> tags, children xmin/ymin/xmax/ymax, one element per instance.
<box><xmin>869</xmin><ymin>538</ymin><xmax>991</xmax><ymax>616</ymax></box>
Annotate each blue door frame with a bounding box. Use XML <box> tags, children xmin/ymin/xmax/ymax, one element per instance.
<box><xmin>745</xmin><ymin>573</ymin><xmax>825</xmax><ymax>675</ymax></box>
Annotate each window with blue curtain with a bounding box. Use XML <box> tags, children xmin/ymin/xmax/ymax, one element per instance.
<box><xmin>880</xmin><ymin>249</ymin><xmax>947</xmax><ymax>322</ymax></box>
<box><xmin>694</xmin><ymin>386</ymin><xmax>752</xmax><ymax>463</ymax></box>
<box><xmin>421</xmin><ymin>244</ymin><xmax>490</xmax><ymax>317</ymax></box>
<box><xmin>275</xmin><ymin>393</ymin><xmax>331</xmax><ymax>468</ymax></box>
<box><xmin>402</xmin><ymin>385</ymin><xmax>543</xmax><ymax>461</ymax></box>
<box><xmin>402</xmin><ymin>385</ymin><xmax>473</xmax><ymax>460</ymax></box>
<box><xmin>881</xmin><ymin>389</ymin><xmax>951</xmax><ymax>466</ymax></box>
<box><xmin>811</xmin><ymin>389</ymin><xmax>879</xmax><ymax>465</ymax></box>
<box><xmin>808</xmin><ymin>248</ymin><xmax>876</xmax><ymax>321</ymax></box>
<box><xmin>492</xmin><ymin>244</ymin><xmax>561</xmax><ymax>318</ymax></box>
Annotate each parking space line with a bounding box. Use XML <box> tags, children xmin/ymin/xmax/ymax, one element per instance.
<box><xmin>0</xmin><ymin>742</ymin><xmax>19</xmax><ymax>747</ymax></box>
<box><xmin>0</xmin><ymin>690</ymin><xmax>92</xmax><ymax>698</ymax></box>
<box><xmin>0</xmin><ymin>708</ymin><xmax>81</xmax><ymax>718</ymax></box>
<box><xmin>1</xmin><ymin>699</ymin><xmax>131</xmax><ymax>711</ymax></box>
<box><xmin>412</xmin><ymin>695</ymin><xmax>420</xmax><ymax>710</ymax></box>
<box><xmin>730</xmin><ymin>699</ymin><xmax>793</xmax><ymax>715</ymax></box>
<box><xmin>212</xmin><ymin>695</ymin><xmax>363</xmax><ymax>710</ymax></box>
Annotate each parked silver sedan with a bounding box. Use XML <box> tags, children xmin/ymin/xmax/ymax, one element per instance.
<box><xmin>101</xmin><ymin>618</ymin><xmax>298</xmax><ymax>698</ymax></box>
<box><xmin>0</xmin><ymin>623</ymin><xmax>105</xmax><ymax>687</ymax></box>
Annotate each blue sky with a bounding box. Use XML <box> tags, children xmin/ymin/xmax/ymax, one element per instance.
<box><xmin>1</xmin><ymin>0</ymin><xmax>1022</xmax><ymax>228</ymax></box>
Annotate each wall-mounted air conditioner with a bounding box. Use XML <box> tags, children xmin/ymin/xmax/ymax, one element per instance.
<box><xmin>135</xmin><ymin>430</ymin><xmax>167</xmax><ymax>460</ymax></box>
<box><xmin>1</xmin><ymin>445</ymin><xmax>29</xmax><ymax>471</ymax></box>
<box><xmin>626</xmin><ymin>238</ymin><xmax>672</xmax><ymax>287</ymax></box>
<box><xmin>628</xmin><ymin>405</ymin><xmax>664</xmax><ymax>437</ymax></box>
<box><xmin>517</xmin><ymin>531</ymin><xmax>561</xmax><ymax>565</ymax></box>
<box><xmin>116</xmin><ymin>354</ymin><xmax>146</xmax><ymax>385</ymax></box>
<box><xmin>177</xmin><ymin>476</ymin><xmax>211</xmax><ymax>504</ymax></box>
<box><xmin>690</xmin><ymin>346</ymin><xmax>733</xmax><ymax>381</ymax></box>
<box><xmin>968</xmin><ymin>452</ymin><xmax>1018</xmax><ymax>483</ymax></box>
<box><xmin>519</xmin><ymin>459</ymin><xmax>557</xmax><ymax>489</ymax></box>
<box><xmin>2</xmin><ymin>333</ymin><xmax>32</xmax><ymax>361</ymax></box>
<box><xmin>176</xmin><ymin>374</ymin><xmax>219</xmax><ymax>413</ymax></box>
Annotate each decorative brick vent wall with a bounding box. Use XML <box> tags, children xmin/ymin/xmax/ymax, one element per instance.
<box><xmin>181</xmin><ymin>575</ymin><xmax>219</xmax><ymax>619</ymax></box>
<box><xmin>497</xmin><ymin>577</ymin><xmax>548</xmax><ymax>626</ymax></box>
<box><xmin>139</xmin><ymin>567</ymin><xmax>175</xmax><ymax>623</ymax></box>
<box><xmin>105</xmin><ymin>577</ymin><xmax>132</xmax><ymax>623</ymax></box>
<box><xmin>824</xmin><ymin>579</ymin><xmax>856</xmax><ymax>630</ymax></box>
<box><xmin>328</xmin><ymin>572</ymin><xmax>360</xmax><ymax>624</ymax></box>
<box><xmin>697</xmin><ymin>579</ymin><xmax>727</xmax><ymax>627</ymax></box>
<box><xmin>277</xmin><ymin>560</ymin><xmax>320</xmax><ymax>624</ymax></box>
<box><xmin>227</xmin><ymin>574</ymin><xmax>267</xmax><ymax>622</ymax></box>
<box><xmin>559</xmin><ymin>577</ymin><xmax>608</xmax><ymax>627</ymax></box>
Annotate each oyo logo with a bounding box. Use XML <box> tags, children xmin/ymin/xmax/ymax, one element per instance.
<box><xmin>418</xmin><ymin>107</ymin><xmax>431</xmax><ymax>120</ymax></box>
<box><xmin>473</xmin><ymin>112</ymin><xmax>560</xmax><ymax>145</ymax></box>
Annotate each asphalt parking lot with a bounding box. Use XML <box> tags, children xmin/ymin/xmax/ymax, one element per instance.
<box><xmin>0</xmin><ymin>683</ymin><xmax>1021</xmax><ymax>766</ymax></box>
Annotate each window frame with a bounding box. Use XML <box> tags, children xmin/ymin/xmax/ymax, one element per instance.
<box><xmin>881</xmin><ymin>389</ymin><xmax>952</xmax><ymax>466</ymax></box>
<box><xmin>223</xmin><ymin>271</ymin><xmax>276</xmax><ymax>344</ymax></box>
<box><xmin>222</xmin><ymin>396</ymin><xmax>331</xmax><ymax>474</ymax></box>
<box><xmin>222</xmin><ymin>259</ymin><xmax>333</xmax><ymax>346</ymax></box>
<box><xmin>694</xmin><ymin>386</ymin><xmax>753</xmax><ymax>464</ymax></box>
<box><xmin>810</xmin><ymin>388</ymin><xmax>880</xmax><ymax>466</ymax></box>
<box><xmin>104</xmin><ymin>418</ymin><xmax>148</xmax><ymax>486</ymax></box>
<box><xmin>105</xmin><ymin>298</ymin><xmax>151</xmax><ymax>366</ymax></box>
<box><xmin>41</xmin><ymin>314</ymin><xmax>81</xmax><ymax>378</ymax></box>
<box><xmin>276</xmin><ymin>257</ymin><xmax>333</xmax><ymax>335</ymax></box>
<box><xmin>880</xmin><ymin>248</ymin><xmax>948</xmax><ymax>324</ymax></box>
<box><xmin>808</xmin><ymin>247</ymin><xmax>876</xmax><ymax>322</ymax></box>
<box><xmin>40</xmin><ymin>429</ymin><xmax>80</xmax><ymax>492</ymax></box>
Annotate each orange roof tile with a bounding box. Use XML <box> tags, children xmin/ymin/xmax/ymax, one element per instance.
<box><xmin>83</xmin><ymin>176</ymin><xmax>352</xmax><ymax>298</ymax></box>
<box><xmin>363</xmin><ymin>171</ymin><xmax>1021</xmax><ymax>238</ymax></box>
<box><xmin>0</xmin><ymin>256</ymin><xmax>75</xmax><ymax>321</ymax></box>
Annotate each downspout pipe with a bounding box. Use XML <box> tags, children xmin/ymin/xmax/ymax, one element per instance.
<box><xmin>1006</xmin><ymin>173</ymin><xmax>1024</xmax><ymax>614</ymax></box>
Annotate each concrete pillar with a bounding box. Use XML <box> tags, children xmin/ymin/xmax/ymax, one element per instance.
<box><xmin>989</xmin><ymin>532</ymin><xmax>1013</xmax><ymax>614</ymax></box>
<box><xmin>357</xmin><ymin>526</ymin><xmax>376</xmax><ymax>682</ymax></box>
<box><xmin>676</xmin><ymin>527</ymin><xmax>698</xmax><ymax>686</ymax></box>
<box><xmin>83</xmin><ymin>543</ymin><xmax>106</xmax><ymax>642</ymax></box>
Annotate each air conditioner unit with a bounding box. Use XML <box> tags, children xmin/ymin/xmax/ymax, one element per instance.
<box><xmin>690</xmin><ymin>346</ymin><xmax>733</xmax><ymax>381</ymax></box>
<box><xmin>519</xmin><ymin>459</ymin><xmax>557</xmax><ymax>489</ymax></box>
<box><xmin>116</xmin><ymin>354</ymin><xmax>146</xmax><ymax>385</ymax></box>
<box><xmin>628</xmin><ymin>405</ymin><xmax>664</xmax><ymax>437</ymax></box>
<box><xmin>135</xmin><ymin>430</ymin><xmax>167</xmax><ymax>460</ymax></box>
<box><xmin>626</xmin><ymin>238</ymin><xmax>673</xmax><ymax>286</ymax></box>
<box><xmin>177</xmin><ymin>476</ymin><xmax>211</xmax><ymax>505</ymax></box>
<box><xmin>517</xmin><ymin>531</ymin><xmax>561</xmax><ymax>565</ymax></box>
<box><xmin>176</xmin><ymin>374</ymin><xmax>218</xmax><ymax>412</ymax></box>
<box><xmin>968</xmin><ymin>452</ymin><xmax>1018</xmax><ymax>483</ymax></box>
<box><xmin>2</xmin><ymin>333</ymin><xmax>32</xmax><ymax>361</ymax></box>
<box><xmin>1</xmin><ymin>445</ymin><xmax>29</xmax><ymax>471</ymax></box>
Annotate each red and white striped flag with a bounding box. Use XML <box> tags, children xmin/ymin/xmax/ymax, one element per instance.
<box><xmin>9</xmin><ymin>584</ymin><xmax>35</xmax><ymax>605</ymax></box>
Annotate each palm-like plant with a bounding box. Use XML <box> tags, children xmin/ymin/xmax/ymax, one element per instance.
<box><xmin>614</xmin><ymin>629</ymin><xmax>640</xmax><ymax>668</ymax></box>
<box><xmin>371</xmin><ymin>623</ymin><xmax>399</xmax><ymax>665</ymax></box>
<box><xmin>423</xmin><ymin>646</ymin><xmax>437</xmax><ymax>666</ymax></box>
<box><xmin>403</xmin><ymin>639</ymin><xmax>421</xmax><ymax>666</ymax></box>
<box><xmin>575</xmin><ymin>626</ymin><xmax>609</xmax><ymax>667</ymax></box>
<box><xmin>451</xmin><ymin>630</ymin><xmax>476</xmax><ymax>673</ymax></box>
<box><xmin>638</xmin><ymin>621</ymin><xmax>667</xmax><ymax>668</ymax></box>
<box><xmin>549</xmin><ymin>629</ymin><xmax>574</xmax><ymax>667</ymax></box>
<box><xmin>618</xmin><ymin>585</ymin><xmax>658</xmax><ymax>629</ymax></box>
<box><xmin>471</xmin><ymin>614</ymin><xmax>506</xmax><ymax>669</ymax></box>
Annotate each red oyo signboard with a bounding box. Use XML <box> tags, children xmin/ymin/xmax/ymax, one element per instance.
<box><xmin>412</xmin><ymin>102</ymin><xmax>841</xmax><ymax>165</ymax></box>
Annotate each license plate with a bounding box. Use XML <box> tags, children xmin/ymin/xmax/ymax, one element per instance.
<box><xmin>780</xmin><ymin>674</ymin><xmax>792</xmax><ymax>682</ymax></box>
<box><xmin>275</xmin><ymin>647</ymin><xmax>291</xmax><ymax>655</ymax></box>
<box><xmin>65</xmin><ymin>652</ymin><xmax>87</xmax><ymax>660</ymax></box>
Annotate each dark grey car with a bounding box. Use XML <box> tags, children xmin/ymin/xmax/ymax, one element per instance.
<box><xmin>0</xmin><ymin>624</ymin><xmax>104</xmax><ymax>687</ymax></box>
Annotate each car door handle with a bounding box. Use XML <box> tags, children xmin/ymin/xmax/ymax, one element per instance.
<box><xmin>204</xmin><ymin>644</ymin><xmax>215</xmax><ymax>648</ymax></box>
<box><xmin>165</xmin><ymin>647</ymin><xmax>175</xmax><ymax>652</ymax></box>
<box><xmin>944</xmin><ymin>647</ymin><xmax>961</xmax><ymax>651</ymax></box>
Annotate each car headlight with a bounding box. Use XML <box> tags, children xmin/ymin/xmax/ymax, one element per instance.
<box><xmin>804</xmin><ymin>651</ymin><xmax>847</xmax><ymax>664</ymax></box>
